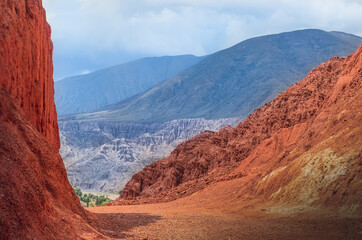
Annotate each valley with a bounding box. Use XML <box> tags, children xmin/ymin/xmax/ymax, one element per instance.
<box><xmin>0</xmin><ymin>0</ymin><xmax>361</xmax><ymax>239</ymax></box>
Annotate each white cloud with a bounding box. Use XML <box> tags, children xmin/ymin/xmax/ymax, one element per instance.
<box><xmin>42</xmin><ymin>0</ymin><xmax>362</xmax><ymax>79</ymax></box>
<box><xmin>80</xmin><ymin>70</ymin><xmax>91</xmax><ymax>75</ymax></box>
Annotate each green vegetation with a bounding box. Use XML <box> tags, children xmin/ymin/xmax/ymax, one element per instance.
<box><xmin>73</xmin><ymin>187</ymin><xmax>112</xmax><ymax>207</ymax></box>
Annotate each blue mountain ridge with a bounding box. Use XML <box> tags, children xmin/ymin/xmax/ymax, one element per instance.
<box><xmin>62</xmin><ymin>29</ymin><xmax>362</xmax><ymax>123</ymax></box>
<box><xmin>55</xmin><ymin>55</ymin><xmax>203</xmax><ymax>115</ymax></box>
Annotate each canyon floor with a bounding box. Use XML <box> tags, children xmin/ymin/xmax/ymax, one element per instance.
<box><xmin>87</xmin><ymin>191</ymin><xmax>362</xmax><ymax>240</ymax></box>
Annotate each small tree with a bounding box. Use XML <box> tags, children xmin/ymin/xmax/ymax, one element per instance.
<box><xmin>88</xmin><ymin>193</ymin><xmax>95</xmax><ymax>200</ymax></box>
<box><xmin>86</xmin><ymin>196</ymin><xmax>90</xmax><ymax>207</ymax></box>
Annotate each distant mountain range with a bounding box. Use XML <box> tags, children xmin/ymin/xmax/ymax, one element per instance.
<box><xmin>59</xmin><ymin>29</ymin><xmax>362</xmax><ymax>193</ymax></box>
<box><xmin>65</xmin><ymin>29</ymin><xmax>362</xmax><ymax>123</ymax></box>
<box><xmin>55</xmin><ymin>55</ymin><xmax>203</xmax><ymax>115</ymax></box>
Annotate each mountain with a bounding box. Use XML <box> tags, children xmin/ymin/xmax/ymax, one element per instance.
<box><xmin>55</xmin><ymin>55</ymin><xmax>202</xmax><ymax>115</ymax></box>
<box><xmin>117</xmin><ymin>44</ymin><xmax>362</xmax><ymax>217</ymax></box>
<box><xmin>59</xmin><ymin>117</ymin><xmax>240</xmax><ymax>192</ymax></box>
<box><xmin>68</xmin><ymin>29</ymin><xmax>362</xmax><ymax>123</ymax></box>
<box><xmin>59</xmin><ymin>29</ymin><xmax>361</xmax><ymax>193</ymax></box>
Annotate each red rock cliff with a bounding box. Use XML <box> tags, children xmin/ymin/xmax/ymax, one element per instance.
<box><xmin>0</xmin><ymin>0</ymin><xmax>59</xmax><ymax>148</ymax></box>
<box><xmin>0</xmin><ymin>1</ymin><xmax>110</xmax><ymax>239</ymax></box>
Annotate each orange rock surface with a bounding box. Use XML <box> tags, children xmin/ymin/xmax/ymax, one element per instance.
<box><xmin>0</xmin><ymin>90</ymin><xmax>85</xmax><ymax>239</ymax></box>
<box><xmin>0</xmin><ymin>0</ymin><xmax>59</xmax><ymax>148</ymax></box>
<box><xmin>0</xmin><ymin>1</ymin><xmax>117</xmax><ymax>239</ymax></box>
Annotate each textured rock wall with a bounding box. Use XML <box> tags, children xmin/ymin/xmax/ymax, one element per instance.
<box><xmin>0</xmin><ymin>0</ymin><xmax>59</xmax><ymax>148</ymax></box>
<box><xmin>0</xmin><ymin>1</ymin><xmax>104</xmax><ymax>239</ymax></box>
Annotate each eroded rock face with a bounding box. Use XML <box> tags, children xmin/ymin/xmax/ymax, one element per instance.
<box><xmin>119</xmin><ymin>44</ymin><xmax>362</xmax><ymax>212</ymax></box>
<box><xmin>0</xmin><ymin>0</ymin><xmax>59</xmax><ymax>148</ymax></box>
<box><xmin>59</xmin><ymin>118</ymin><xmax>240</xmax><ymax>192</ymax></box>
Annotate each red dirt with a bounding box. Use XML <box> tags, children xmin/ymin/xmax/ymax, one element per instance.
<box><xmin>89</xmin><ymin>201</ymin><xmax>362</xmax><ymax>240</ymax></box>
<box><xmin>0</xmin><ymin>90</ymin><xmax>86</xmax><ymax>239</ymax></box>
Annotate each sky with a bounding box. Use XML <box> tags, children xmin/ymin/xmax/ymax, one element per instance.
<box><xmin>42</xmin><ymin>0</ymin><xmax>362</xmax><ymax>81</ymax></box>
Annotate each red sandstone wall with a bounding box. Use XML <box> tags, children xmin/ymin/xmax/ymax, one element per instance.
<box><xmin>0</xmin><ymin>0</ymin><xmax>59</xmax><ymax>148</ymax></box>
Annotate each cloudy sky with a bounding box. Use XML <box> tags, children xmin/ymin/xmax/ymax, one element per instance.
<box><xmin>43</xmin><ymin>0</ymin><xmax>362</xmax><ymax>80</ymax></box>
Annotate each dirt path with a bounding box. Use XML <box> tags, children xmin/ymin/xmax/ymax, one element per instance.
<box><xmin>87</xmin><ymin>201</ymin><xmax>361</xmax><ymax>240</ymax></box>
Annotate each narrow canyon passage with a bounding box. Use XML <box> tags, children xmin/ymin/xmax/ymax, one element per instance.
<box><xmin>1</xmin><ymin>1</ymin><xmax>361</xmax><ymax>239</ymax></box>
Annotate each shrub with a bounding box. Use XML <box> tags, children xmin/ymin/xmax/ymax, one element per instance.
<box><xmin>95</xmin><ymin>195</ymin><xmax>112</xmax><ymax>206</ymax></box>
<box><xmin>73</xmin><ymin>187</ymin><xmax>82</xmax><ymax>198</ymax></box>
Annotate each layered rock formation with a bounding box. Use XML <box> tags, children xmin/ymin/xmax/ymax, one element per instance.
<box><xmin>59</xmin><ymin>118</ymin><xmax>240</xmax><ymax>192</ymax></box>
<box><xmin>0</xmin><ymin>0</ymin><xmax>59</xmax><ymax>148</ymax></box>
<box><xmin>119</xmin><ymin>45</ymin><xmax>362</xmax><ymax>215</ymax></box>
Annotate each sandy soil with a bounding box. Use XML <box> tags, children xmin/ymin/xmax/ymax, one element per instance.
<box><xmin>87</xmin><ymin>200</ymin><xmax>362</xmax><ymax>240</ymax></box>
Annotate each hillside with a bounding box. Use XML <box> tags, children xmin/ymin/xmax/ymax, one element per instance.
<box><xmin>55</xmin><ymin>55</ymin><xmax>202</xmax><ymax>115</ymax></box>
<box><xmin>67</xmin><ymin>29</ymin><xmax>362</xmax><ymax>123</ymax></box>
<box><xmin>118</xmin><ymin>44</ymin><xmax>362</xmax><ymax>218</ymax></box>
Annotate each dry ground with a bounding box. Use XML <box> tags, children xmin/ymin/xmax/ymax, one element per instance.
<box><xmin>87</xmin><ymin>199</ymin><xmax>361</xmax><ymax>240</ymax></box>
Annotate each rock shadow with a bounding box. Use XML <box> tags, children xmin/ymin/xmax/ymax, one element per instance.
<box><xmin>87</xmin><ymin>212</ymin><xmax>162</xmax><ymax>239</ymax></box>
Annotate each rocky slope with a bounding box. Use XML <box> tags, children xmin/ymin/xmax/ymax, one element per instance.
<box><xmin>59</xmin><ymin>118</ymin><xmax>240</xmax><ymax>192</ymax></box>
<box><xmin>0</xmin><ymin>90</ymin><xmax>87</xmax><ymax>239</ymax></box>
<box><xmin>0</xmin><ymin>0</ymin><xmax>59</xmax><ymax>148</ymax></box>
<box><xmin>118</xmin><ymin>45</ymin><xmax>362</xmax><ymax>216</ymax></box>
<box><xmin>55</xmin><ymin>55</ymin><xmax>202</xmax><ymax>115</ymax></box>
<box><xmin>68</xmin><ymin>29</ymin><xmax>362</xmax><ymax>123</ymax></box>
